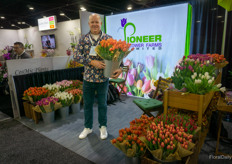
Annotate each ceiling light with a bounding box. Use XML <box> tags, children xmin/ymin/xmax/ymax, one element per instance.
<box><xmin>29</xmin><ymin>7</ymin><xmax>34</xmax><ymax>10</ymax></box>
<box><xmin>211</xmin><ymin>8</ymin><xmax>217</xmax><ymax>11</ymax></box>
<box><xmin>22</xmin><ymin>22</ymin><xmax>25</xmax><ymax>24</ymax></box>
<box><xmin>217</xmin><ymin>16</ymin><xmax>222</xmax><ymax>18</ymax></box>
<box><xmin>60</xmin><ymin>12</ymin><xmax>65</xmax><ymax>16</ymax></box>
<box><xmin>80</xmin><ymin>7</ymin><xmax>86</xmax><ymax>11</ymax></box>
<box><xmin>0</xmin><ymin>16</ymin><xmax>5</xmax><ymax>19</ymax></box>
<box><xmin>127</xmin><ymin>6</ymin><xmax>132</xmax><ymax>10</ymax></box>
<box><xmin>0</xmin><ymin>26</ymin><xmax>3</xmax><ymax>28</ymax></box>
<box><xmin>196</xmin><ymin>20</ymin><xmax>201</xmax><ymax>23</ymax></box>
<box><xmin>18</xmin><ymin>22</ymin><xmax>21</xmax><ymax>24</ymax></box>
<box><xmin>11</xmin><ymin>24</ymin><xmax>15</xmax><ymax>26</ymax></box>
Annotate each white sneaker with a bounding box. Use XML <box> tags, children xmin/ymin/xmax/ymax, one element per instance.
<box><xmin>79</xmin><ymin>128</ymin><xmax>92</xmax><ymax>139</ymax></box>
<box><xmin>100</xmin><ymin>126</ymin><xmax>108</xmax><ymax>140</ymax></box>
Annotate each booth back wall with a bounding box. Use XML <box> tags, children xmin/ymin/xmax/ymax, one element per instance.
<box><xmin>0</xmin><ymin>30</ymin><xmax>19</xmax><ymax>50</ymax></box>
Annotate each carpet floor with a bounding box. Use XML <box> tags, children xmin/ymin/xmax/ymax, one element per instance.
<box><xmin>0</xmin><ymin>119</ymin><xmax>94</xmax><ymax>164</ymax></box>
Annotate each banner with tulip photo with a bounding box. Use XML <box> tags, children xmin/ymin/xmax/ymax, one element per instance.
<box><xmin>106</xmin><ymin>3</ymin><xmax>192</xmax><ymax>97</ymax></box>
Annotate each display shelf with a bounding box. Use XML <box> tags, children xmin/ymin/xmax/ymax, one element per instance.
<box><xmin>163</xmin><ymin>72</ymin><xmax>221</xmax><ymax>126</ymax></box>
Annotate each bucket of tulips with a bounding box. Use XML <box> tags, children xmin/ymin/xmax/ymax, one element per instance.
<box><xmin>33</xmin><ymin>97</ymin><xmax>62</xmax><ymax>124</ymax></box>
<box><xmin>56</xmin><ymin>80</ymin><xmax>73</xmax><ymax>92</ymax></box>
<box><xmin>23</xmin><ymin>87</ymin><xmax>49</xmax><ymax>104</ymax></box>
<box><xmin>139</xmin><ymin>114</ymin><xmax>199</xmax><ymax>163</ymax></box>
<box><xmin>67</xmin><ymin>88</ymin><xmax>83</xmax><ymax>114</ymax></box>
<box><xmin>95</xmin><ymin>38</ymin><xmax>134</xmax><ymax>77</ymax></box>
<box><xmin>110</xmin><ymin>115</ymin><xmax>156</xmax><ymax>162</ymax></box>
<box><xmin>54</xmin><ymin>91</ymin><xmax>73</xmax><ymax>119</ymax></box>
<box><xmin>42</xmin><ymin>84</ymin><xmax>61</xmax><ymax>96</ymax></box>
<box><xmin>206</xmin><ymin>54</ymin><xmax>229</xmax><ymax>69</ymax></box>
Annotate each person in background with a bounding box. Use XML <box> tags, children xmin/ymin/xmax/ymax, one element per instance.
<box><xmin>74</xmin><ymin>13</ymin><xmax>122</xmax><ymax>140</ymax></box>
<box><xmin>12</xmin><ymin>42</ymin><xmax>31</xmax><ymax>59</ymax></box>
<box><xmin>45</xmin><ymin>36</ymin><xmax>51</xmax><ymax>49</ymax></box>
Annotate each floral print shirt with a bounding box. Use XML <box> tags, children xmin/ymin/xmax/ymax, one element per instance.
<box><xmin>74</xmin><ymin>31</ymin><xmax>112</xmax><ymax>83</ymax></box>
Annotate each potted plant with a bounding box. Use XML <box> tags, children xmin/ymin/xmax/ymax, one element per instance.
<box><xmin>54</xmin><ymin>91</ymin><xmax>73</xmax><ymax>119</ymax></box>
<box><xmin>67</xmin><ymin>88</ymin><xmax>83</xmax><ymax>114</ymax></box>
<box><xmin>33</xmin><ymin>97</ymin><xmax>62</xmax><ymax>124</ymax></box>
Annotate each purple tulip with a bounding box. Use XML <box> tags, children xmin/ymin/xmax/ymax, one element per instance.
<box><xmin>129</xmin><ymin>68</ymin><xmax>137</xmax><ymax>79</ymax></box>
<box><xmin>145</xmin><ymin>55</ymin><xmax>154</xmax><ymax>70</ymax></box>
<box><xmin>126</xmin><ymin>73</ymin><xmax>134</xmax><ymax>86</ymax></box>
<box><xmin>188</xmin><ymin>65</ymin><xmax>193</xmax><ymax>71</ymax></box>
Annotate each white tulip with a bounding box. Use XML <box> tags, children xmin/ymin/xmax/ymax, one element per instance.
<box><xmin>204</xmin><ymin>72</ymin><xmax>209</xmax><ymax>76</ymax></box>
<box><xmin>220</xmin><ymin>87</ymin><xmax>226</xmax><ymax>93</ymax></box>
<box><xmin>208</xmin><ymin>80</ymin><xmax>213</xmax><ymax>84</ymax></box>
<box><xmin>217</xmin><ymin>84</ymin><xmax>222</xmax><ymax>88</ymax></box>
<box><xmin>195</xmin><ymin>79</ymin><xmax>202</xmax><ymax>84</ymax></box>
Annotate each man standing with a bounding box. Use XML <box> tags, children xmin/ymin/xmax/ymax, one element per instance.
<box><xmin>74</xmin><ymin>14</ymin><xmax>121</xmax><ymax>140</ymax></box>
<box><xmin>12</xmin><ymin>42</ymin><xmax>31</xmax><ymax>59</ymax></box>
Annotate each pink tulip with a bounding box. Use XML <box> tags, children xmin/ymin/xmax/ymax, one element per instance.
<box><xmin>124</xmin><ymin>59</ymin><xmax>132</xmax><ymax>68</ymax></box>
<box><xmin>142</xmin><ymin>80</ymin><xmax>151</xmax><ymax>94</ymax></box>
<box><xmin>129</xmin><ymin>68</ymin><xmax>137</xmax><ymax>79</ymax></box>
<box><xmin>126</xmin><ymin>73</ymin><xmax>134</xmax><ymax>86</ymax></box>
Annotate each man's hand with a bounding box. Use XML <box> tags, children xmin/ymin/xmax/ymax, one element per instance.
<box><xmin>111</xmin><ymin>68</ymin><xmax>122</xmax><ymax>79</ymax></box>
<box><xmin>90</xmin><ymin>60</ymin><xmax>105</xmax><ymax>69</ymax></box>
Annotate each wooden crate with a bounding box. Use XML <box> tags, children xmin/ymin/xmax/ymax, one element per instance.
<box><xmin>163</xmin><ymin>72</ymin><xmax>221</xmax><ymax>126</ymax></box>
<box><xmin>23</xmin><ymin>101</ymin><xmax>41</xmax><ymax>124</ymax></box>
<box><xmin>163</xmin><ymin>91</ymin><xmax>214</xmax><ymax>126</ymax></box>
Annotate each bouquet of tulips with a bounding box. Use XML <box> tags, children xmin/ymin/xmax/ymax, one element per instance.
<box><xmin>111</xmin><ymin>115</ymin><xmax>158</xmax><ymax>157</ymax></box>
<box><xmin>67</xmin><ymin>89</ymin><xmax>83</xmax><ymax>104</ymax></box>
<box><xmin>54</xmin><ymin>91</ymin><xmax>73</xmax><ymax>107</ymax></box>
<box><xmin>95</xmin><ymin>38</ymin><xmax>134</xmax><ymax>62</ymax></box>
<box><xmin>171</xmin><ymin>54</ymin><xmax>226</xmax><ymax>94</ymax></box>
<box><xmin>33</xmin><ymin>97</ymin><xmax>62</xmax><ymax>113</ymax></box>
<box><xmin>206</xmin><ymin>54</ymin><xmax>229</xmax><ymax>68</ymax></box>
<box><xmin>42</xmin><ymin>84</ymin><xmax>60</xmax><ymax>96</ymax></box>
<box><xmin>23</xmin><ymin>87</ymin><xmax>49</xmax><ymax>103</ymax></box>
<box><xmin>71</xmin><ymin>80</ymin><xmax>83</xmax><ymax>89</ymax></box>
<box><xmin>56</xmin><ymin>80</ymin><xmax>73</xmax><ymax>91</ymax></box>
<box><xmin>68</xmin><ymin>59</ymin><xmax>83</xmax><ymax>68</ymax></box>
<box><xmin>111</xmin><ymin>114</ymin><xmax>199</xmax><ymax>161</ymax></box>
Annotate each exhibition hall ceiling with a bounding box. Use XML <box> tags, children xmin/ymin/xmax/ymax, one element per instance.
<box><xmin>0</xmin><ymin>0</ymin><xmax>186</xmax><ymax>29</ymax></box>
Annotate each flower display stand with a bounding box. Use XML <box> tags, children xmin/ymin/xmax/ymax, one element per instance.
<box><xmin>23</xmin><ymin>101</ymin><xmax>41</xmax><ymax>124</ymax></box>
<box><xmin>163</xmin><ymin>91</ymin><xmax>214</xmax><ymax>126</ymax></box>
<box><xmin>163</xmin><ymin>72</ymin><xmax>221</xmax><ymax>126</ymax></box>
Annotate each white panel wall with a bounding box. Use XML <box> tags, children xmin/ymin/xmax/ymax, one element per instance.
<box><xmin>1</xmin><ymin>19</ymin><xmax>81</xmax><ymax>58</ymax></box>
<box><xmin>0</xmin><ymin>29</ymin><xmax>19</xmax><ymax>51</ymax></box>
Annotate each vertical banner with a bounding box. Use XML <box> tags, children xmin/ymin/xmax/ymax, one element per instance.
<box><xmin>106</xmin><ymin>3</ymin><xmax>192</xmax><ymax>97</ymax></box>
